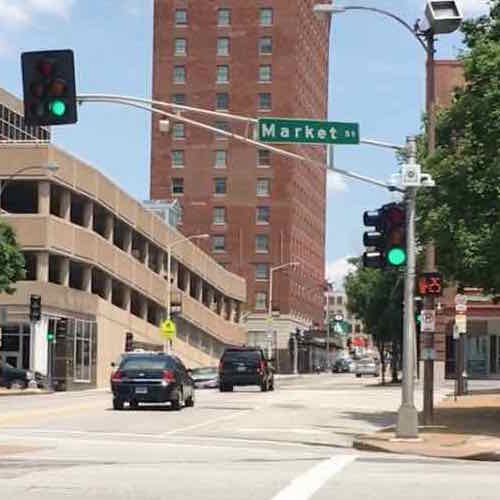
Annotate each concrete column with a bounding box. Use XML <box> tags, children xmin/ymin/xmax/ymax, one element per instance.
<box><xmin>139</xmin><ymin>296</ymin><xmax>148</xmax><ymax>320</ymax></box>
<box><xmin>183</xmin><ymin>269</ymin><xmax>191</xmax><ymax>295</ymax></box>
<box><xmin>59</xmin><ymin>257</ymin><xmax>70</xmax><ymax>287</ymax></box>
<box><xmin>82</xmin><ymin>265</ymin><xmax>92</xmax><ymax>293</ymax></box>
<box><xmin>103</xmin><ymin>276</ymin><xmax>112</xmax><ymax>302</ymax></box>
<box><xmin>38</xmin><ymin>181</ymin><xmax>50</xmax><ymax>215</ymax></box>
<box><xmin>206</xmin><ymin>287</ymin><xmax>215</xmax><ymax>312</ymax></box>
<box><xmin>229</xmin><ymin>299</ymin><xmax>237</xmax><ymax>323</ymax></box>
<box><xmin>217</xmin><ymin>295</ymin><xmax>224</xmax><ymax>316</ymax></box>
<box><xmin>60</xmin><ymin>190</ymin><xmax>71</xmax><ymax>220</ymax></box>
<box><xmin>123</xmin><ymin>227</ymin><xmax>132</xmax><ymax>254</ymax></box>
<box><xmin>123</xmin><ymin>287</ymin><xmax>131</xmax><ymax>312</ymax></box>
<box><xmin>157</xmin><ymin>251</ymin><xmax>164</xmax><ymax>276</ymax></box>
<box><xmin>144</xmin><ymin>241</ymin><xmax>150</xmax><ymax>268</ymax></box>
<box><xmin>105</xmin><ymin>214</ymin><xmax>114</xmax><ymax>242</ymax></box>
<box><xmin>36</xmin><ymin>252</ymin><xmax>49</xmax><ymax>282</ymax></box>
<box><xmin>171</xmin><ymin>259</ymin><xmax>178</xmax><ymax>287</ymax></box>
<box><xmin>83</xmin><ymin>200</ymin><xmax>93</xmax><ymax>229</ymax></box>
<box><xmin>196</xmin><ymin>277</ymin><xmax>203</xmax><ymax>302</ymax></box>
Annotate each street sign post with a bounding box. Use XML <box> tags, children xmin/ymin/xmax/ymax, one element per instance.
<box><xmin>257</xmin><ymin>118</ymin><xmax>360</xmax><ymax>145</ymax></box>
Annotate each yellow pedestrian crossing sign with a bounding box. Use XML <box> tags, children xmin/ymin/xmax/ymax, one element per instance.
<box><xmin>160</xmin><ymin>320</ymin><xmax>176</xmax><ymax>340</ymax></box>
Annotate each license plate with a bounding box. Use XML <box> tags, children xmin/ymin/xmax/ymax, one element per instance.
<box><xmin>135</xmin><ymin>387</ymin><xmax>148</xmax><ymax>394</ymax></box>
<box><xmin>237</xmin><ymin>365</ymin><xmax>247</xmax><ymax>372</ymax></box>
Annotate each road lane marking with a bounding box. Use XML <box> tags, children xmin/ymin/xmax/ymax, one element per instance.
<box><xmin>160</xmin><ymin>408</ymin><xmax>255</xmax><ymax>436</ymax></box>
<box><xmin>270</xmin><ymin>455</ymin><xmax>356</xmax><ymax>500</ymax></box>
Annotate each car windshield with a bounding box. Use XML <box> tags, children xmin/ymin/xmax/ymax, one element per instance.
<box><xmin>120</xmin><ymin>357</ymin><xmax>173</xmax><ymax>370</ymax></box>
<box><xmin>191</xmin><ymin>367</ymin><xmax>217</xmax><ymax>376</ymax></box>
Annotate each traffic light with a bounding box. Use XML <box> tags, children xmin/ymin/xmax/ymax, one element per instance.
<box><xmin>125</xmin><ymin>332</ymin><xmax>134</xmax><ymax>352</ymax></box>
<box><xmin>47</xmin><ymin>330</ymin><xmax>55</xmax><ymax>343</ymax></box>
<box><xmin>362</xmin><ymin>202</ymin><xmax>406</xmax><ymax>269</ymax></box>
<box><xmin>21</xmin><ymin>49</ymin><xmax>78</xmax><ymax>126</ymax></box>
<box><xmin>56</xmin><ymin>318</ymin><xmax>68</xmax><ymax>341</ymax></box>
<box><xmin>30</xmin><ymin>294</ymin><xmax>42</xmax><ymax>322</ymax></box>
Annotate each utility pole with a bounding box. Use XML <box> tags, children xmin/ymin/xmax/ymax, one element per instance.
<box><xmin>396</xmin><ymin>137</ymin><xmax>419</xmax><ymax>439</ymax></box>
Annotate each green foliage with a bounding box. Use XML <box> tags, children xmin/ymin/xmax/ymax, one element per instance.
<box><xmin>0</xmin><ymin>222</ymin><xmax>25</xmax><ymax>294</ymax></box>
<box><xmin>418</xmin><ymin>2</ymin><xmax>500</xmax><ymax>291</ymax></box>
<box><xmin>344</xmin><ymin>259</ymin><xmax>403</xmax><ymax>347</ymax></box>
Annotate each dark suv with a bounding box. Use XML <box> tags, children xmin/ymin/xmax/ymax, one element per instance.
<box><xmin>110</xmin><ymin>353</ymin><xmax>195</xmax><ymax>410</ymax></box>
<box><xmin>0</xmin><ymin>360</ymin><xmax>41</xmax><ymax>389</ymax></box>
<box><xmin>219</xmin><ymin>347</ymin><xmax>274</xmax><ymax>392</ymax></box>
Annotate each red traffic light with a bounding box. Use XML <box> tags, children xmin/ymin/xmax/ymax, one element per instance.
<box><xmin>37</xmin><ymin>59</ymin><xmax>55</xmax><ymax>77</ymax></box>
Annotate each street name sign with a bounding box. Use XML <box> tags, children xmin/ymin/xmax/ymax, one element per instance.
<box><xmin>257</xmin><ymin>117</ymin><xmax>360</xmax><ymax>145</ymax></box>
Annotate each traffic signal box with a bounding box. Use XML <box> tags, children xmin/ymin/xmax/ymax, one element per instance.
<box><xmin>363</xmin><ymin>202</ymin><xmax>406</xmax><ymax>269</ymax></box>
<box><xmin>29</xmin><ymin>294</ymin><xmax>42</xmax><ymax>322</ymax></box>
<box><xmin>21</xmin><ymin>49</ymin><xmax>78</xmax><ymax>126</ymax></box>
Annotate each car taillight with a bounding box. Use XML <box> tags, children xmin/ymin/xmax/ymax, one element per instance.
<box><xmin>163</xmin><ymin>370</ymin><xmax>175</xmax><ymax>382</ymax></box>
<box><xmin>111</xmin><ymin>370</ymin><xmax>122</xmax><ymax>382</ymax></box>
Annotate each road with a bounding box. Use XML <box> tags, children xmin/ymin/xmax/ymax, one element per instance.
<box><xmin>0</xmin><ymin>374</ymin><xmax>498</xmax><ymax>500</ymax></box>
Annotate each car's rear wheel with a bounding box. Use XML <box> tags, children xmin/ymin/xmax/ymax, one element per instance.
<box><xmin>8</xmin><ymin>379</ymin><xmax>26</xmax><ymax>390</ymax></box>
<box><xmin>185</xmin><ymin>389</ymin><xmax>195</xmax><ymax>407</ymax></box>
<box><xmin>113</xmin><ymin>398</ymin><xmax>124</xmax><ymax>410</ymax></box>
<box><xmin>171</xmin><ymin>388</ymin><xmax>183</xmax><ymax>411</ymax></box>
<box><xmin>356</xmin><ymin>374</ymin><xmax>362</xmax><ymax>378</ymax></box>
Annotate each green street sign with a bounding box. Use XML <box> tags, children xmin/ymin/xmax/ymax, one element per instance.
<box><xmin>258</xmin><ymin>117</ymin><xmax>360</xmax><ymax>145</ymax></box>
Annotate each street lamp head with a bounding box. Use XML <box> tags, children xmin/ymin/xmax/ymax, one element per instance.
<box><xmin>193</xmin><ymin>233</ymin><xmax>209</xmax><ymax>239</ymax></box>
<box><xmin>425</xmin><ymin>1</ymin><xmax>462</xmax><ymax>34</ymax></box>
<box><xmin>313</xmin><ymin>3</ymin><xmax>345</xmax><ymax>18</ymax></box>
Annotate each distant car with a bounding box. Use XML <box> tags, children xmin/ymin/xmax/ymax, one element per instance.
<box><xmin>355</xmin><ymin>358</ymin><xmax>380</xmax><ymax>378</ymax></box>
<box><xmin>110</xmin><ymin>352</ymin><xmax>195</xmax><ymax>410</ymax></box>
<box><xmin>191</xmin><ymin>366</ymin><xmax>219</xmax><ymax>389</ymax></box>
<box><xmin>0</xmin><ymin>360</ymin><xmax>39</xmax><ymax>389</ymax></box>
<box><xmin>219</xmin><ymin>347</ymin><xmax>274</xmax><ymax>392</ymax></box>
<box><xmin>332</xmin><ymin>358</ymin><xmax>351</xmax><ymax>373</ymax></box>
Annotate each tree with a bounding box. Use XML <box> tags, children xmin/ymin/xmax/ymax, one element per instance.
<box><xmin>344</xmin><ymin>259</ymin><xmax>403</xmax><ymax>385</ymax></box>
<box><xmin>0</xmin><ymin>222</ymin><xmax>25</xmax><ymax>294</ymax></box>
<box><xmin>418</xmin><ymin>2</ymin><xmax>500</xmax><ymax>291</ymax></box>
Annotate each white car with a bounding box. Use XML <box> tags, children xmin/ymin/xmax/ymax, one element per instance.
<box><xmin>355</xmin><ymin>358</ymin><xmax>380</xmax><ymax>378</ymax></box>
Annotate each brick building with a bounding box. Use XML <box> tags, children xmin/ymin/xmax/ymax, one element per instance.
<box><xmin>150</xmin><ymin>0</ymin><xmax>330</xmax><ymax>369</ymax></box>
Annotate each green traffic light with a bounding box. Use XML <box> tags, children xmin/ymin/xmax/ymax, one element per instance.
<box><xmin>49</xmin><ymin>99</ymin><xmax>66</xmax><ymax>117</ymax></box>
<box><xmin>387</xmin><ymin>247</ymin><xmax>406</xmax><ymax>266</ymax></box>
<box><xmin>47</xmin><ymin>331</ymin><xmax>54</xmax><ymax>342</ymax></box>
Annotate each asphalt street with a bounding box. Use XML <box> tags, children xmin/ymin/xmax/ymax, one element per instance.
<box><xmin>0</xmin><ymin>374</ymin><xmax>498</xmax><ymax>500</ymax></box>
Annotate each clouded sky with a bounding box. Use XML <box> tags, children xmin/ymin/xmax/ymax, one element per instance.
<box><xmin>0</xmin><ymin>0</ymin><xmax>490</xmax><ymax>288</ymax></box>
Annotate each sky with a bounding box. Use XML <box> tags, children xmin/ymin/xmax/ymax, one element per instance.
<box><xmin>0</xmin><ymin>0</ymin><xmax>491</xmax><ymax>289</ymax></box>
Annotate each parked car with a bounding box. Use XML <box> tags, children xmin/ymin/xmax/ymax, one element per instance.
<box><xmin>355</xmin><ymin>357</ymin><xmax>380</xmax><ymax>378</ymax></box>
<box><xmin>110</xmin><ymin>352</ymin><xmax>195</xmax><ymax>410</ymax></box>
<box><xmin>0</xmin><ymin>360</ymin><xmax>39</xmax><ymax>389</ymax></box>
<box><xmin>191</xmin><ymin>366</ymin><xmax>219</xmax><ymax>389</ymax></box>
<box><xmin>219</xmin><ymin>347</ymin><xmax>274</xmax><ymax>392</ymax></box>
<box><xmin>332</xmin><ymin>358</ymin><xmax>351</xmax><ymax>373</ymax></box>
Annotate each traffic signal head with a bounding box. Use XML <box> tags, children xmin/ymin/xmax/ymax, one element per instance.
<box><xmin>47</xmin><ymin>330</ymin><xmax>55</xmax><ymax>342</ymax></box>
<box><xmin>30</xmin><ymin>294</ymin><xmax>42</xmax><ymax>322</ymax></box>
<box><xmin>21</xmin><ymin>49</ymin><xmax>78</xmax><ymax>126</ymax></box>
<box><xmin>125</xmin><ymin>332</ymin><xmax>134</xmax><ymax>352</ymax></box>
<box><xmin>384</xmin><ymin>204</ymin><xmax>406</xmax><ymax>267</ymax></box>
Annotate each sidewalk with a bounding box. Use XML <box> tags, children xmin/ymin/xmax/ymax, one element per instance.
<box><xmin>354</xmin><ymin>390</ymin><xmax>500</xmax><ymax>461</ymax></box>
<box><xmin>0</xmin><ymin>387</ymin><xmax>48</xmax><ymax>397</ymax></box>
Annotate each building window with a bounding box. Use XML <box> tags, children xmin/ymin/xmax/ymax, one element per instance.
<box><xmin>215</xmin><ymin>150</ymin><xmax>227</xmax><ymax>168</ymax></box>
<box><xmin>216</xmin><ymin>65</ymin><xmax>229</xmax><ymax>84</ymax></box>
<box><xmin>172</xmin><ymin>94</ymin><xmax>186</xmax><ymax>105</ymax></box>
<box><xmin>217</xmin><ymin>37</ymin><xmax>230</xmax><ymax>56</ymax></box>
<box><xmin>217</xmin><ymin>8</ymin><xmax>231</xmax><ymax>26</ymax></box>
<box><xmin>213</xmin><ymin>207</ymin><xmax>226</xmax><ymax>224</ymax></box>
<box><xmin>259</xmin><ymin>37</ymin><xmax>272</xmax><ymax>55</ymax></box>
<box><xmin>255</xmin><ymin>263</ymin><xmax>269</xmax><ymax>280</ymax></box>
<box><xmin>256</xmin><ymin>206</ymin><xmax>270</xmax><ymax>224</ymax></box>
<box><xmin>174</xmin><ymin>66</ymin><xmax>186</xmax><ymax>84</ymax></box>
<box><xmin>256</xmin><ymin>234</ymin><xmax>269</xmax><ymax>253</ymax></box>
<box><xmin>259</xmin><ymin>65</ymin><xmax>272</xmax><ymax>83</ymax></box>
<box><xmin>214</xmin><ymin>177</ymin><xmax>227</xmax><ymax>195</ymax></box>
<box><xmin>213</xmin><ymin>235</ymin><xmax>226</xmax><ymax>252</ymax></box>
<box><xmin>255</xmin><ymin>292</ymin><xmax>267</xmax><ymax>310</ymax></box>
<box><xmin>215</xmin><ymin>120</ymin><xmax>230</xmax><ymax>138</ymax></box>
<box><xmin>259</xmin><ymin>93</ymin><xmax>272</xmax><ymax>111</ymax></box>
<box><xmin>337</xmin><ymin>296</ymin><xmax>343</xmax><ymax>305</ymax></box>
<box><xmin>175</xmin><ymin>9</ymin><xmax>187</xmax><ymax>26</ymax></box>
<box><xmin>172</xmin><ymin>177</ymin><xmax>184</xmax><ymax>194</ymax></box>
<box><xmin>174</xmin><ymin>38</ymin><xmax>187</xmax><ymax>56</ymax></box>
<box><xmin>216</xmin><ymin>93</ymin><xmax>229</xmax><ymax>110</ymax></box>
<box><xmin>173</xmin><ymin>122</ymin><xmax>185</xmax><ymax>139</ymax></box>
<box><xmin>171</xmin><ymin>150</ymin><xmax>184</xmax><ymax>167</ymax></box>
<box><xmin>74</xmin><ymin>321</ymin><xmax>92</xmax><ymax>382</ymax></box>
<box><xmin>260</xmin><ymin>8</ymin><xmax>273</xmax><ymax>26</ymax></box>
<box><xmin>256</xmin><ymin>178</ymin><xmax>270</xmax><ymax>196</ymax></box>
<box><xmin>258</xmin><ymin>149</ymin><xmax>271</xmax><ymax>167</ymax></box>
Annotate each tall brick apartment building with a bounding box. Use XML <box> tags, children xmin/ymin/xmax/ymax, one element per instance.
<box><xmin>150</xmin><ymin>0</ymin><xmax>330</xmax><ymax>366</ymax></box>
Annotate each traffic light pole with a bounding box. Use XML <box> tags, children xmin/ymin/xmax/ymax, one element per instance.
<box><xmin>396</xmin><ymin>137</ymin><xmax>419</xmax><ymax>439</ymax></box>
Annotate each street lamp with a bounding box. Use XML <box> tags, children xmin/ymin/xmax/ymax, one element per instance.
<box><xmin>267</xmin><ymin>261</ymin><xmax>300</xmax><ymax>365</ymax></box>
<box><xmin>165</xmin><ymin>233</ymin><xmax>209</xmax><ymax>352</ymax></box>
<box><xmin>312</xmin><ymin>0</ymin><xmax>462</xmax><ymax>438</ymax></box>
